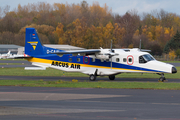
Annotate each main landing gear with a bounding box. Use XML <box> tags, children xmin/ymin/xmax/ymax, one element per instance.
<box><xmin>158</xmin><ymin>73</ymin><xmax>166</xmax><ymax>82</ymax></box>
<box><xmin>89</xmin><ymin>75</ymin><xmax>116</xmax><ymax>81</ymax></box>
<box><xmin>89</xmin><ymin>74</ymin><xmax>96</xmax><ymax>81</ymax></box>
<box><xmin>109</xmin><ymin>75</ymin><xmax>115</xmax><ymax>80</ymax></box>
<box><xmin>89</xmin><ymin>69</ymin><xmax>98</xmax><ymax>81</ymax></box>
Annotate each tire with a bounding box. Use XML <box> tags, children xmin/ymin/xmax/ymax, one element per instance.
<box><xmin>109</xmin><ymin>75</ymin><xmax>115</xmax><ymax>80</ymax></box>
<box><xmin>159</xmin><ymin>77</ymin><xmax>165</xmax><ymax>82</ymax></box>
<box><xmin>89</xmin><ymin>74</ymin><xmax>96</xmax><ymax>81</ymax></box>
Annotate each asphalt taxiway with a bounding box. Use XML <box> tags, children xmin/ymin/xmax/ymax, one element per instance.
<box><xmin>0</xmin><ymin>86</ymin><xmax>180</xmax><ymax>120</ymax></box>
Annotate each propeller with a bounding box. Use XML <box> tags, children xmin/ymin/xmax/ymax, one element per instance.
<box><xmin>108</xmin><ymin>40</ymin><xmax>118</xmax><ymax>57</ymax></box>
<box><xmin>99</xmin><ymin>40</ymin><xmax>118</xmax><ymax>69</ymax></box>
<box><xmin>110</xmin><ymin>39</ymin><xmax>113</xmax><ymax>53</ymax></box>
<box><xmin>109</xmin><ymin>40</ymin><xmax>119</xmax><ymax>69</ymax></box>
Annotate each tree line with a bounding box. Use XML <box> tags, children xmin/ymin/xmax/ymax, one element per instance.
<box><xmin>0</xmin><ymin>1</ymin><xmax>180</xmax><ymax>56</ymax></box>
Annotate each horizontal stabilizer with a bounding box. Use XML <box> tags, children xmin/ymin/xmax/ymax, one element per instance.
<box><xmin>24</xmin><ymin>67</ymin><xmax>46</xmax><ymax>70</ymax></box>
<box><xmin>7</xmin><ymin>54</ymin><xmax>32</xmax><ymax>59</ymax></box>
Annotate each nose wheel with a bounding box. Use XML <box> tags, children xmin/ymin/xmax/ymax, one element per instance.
<box><xmin>158</xmin><ymin>73</ymin><xmax>166</xmax><ymax>82</ymax></box>
<box><xmin>159</xmin><ymin>77</ymin><xmax>166</xmax><ymax>82</ymax></box>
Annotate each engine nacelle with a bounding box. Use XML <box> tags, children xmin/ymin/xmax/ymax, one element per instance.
<box><xmin>95</xmin><ymin>48</ymin><xmax>119</xmax><ymax>60</ymax></box>
<box><xmin>95</xmin><ymin>53</ymin><xmax>109</xmax><ymax>60</ymax></box>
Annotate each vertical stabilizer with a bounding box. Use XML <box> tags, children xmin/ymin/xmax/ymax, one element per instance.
<box><xmin>25</xmin><ymin>28</ymin><xmax>46</xmax><ymax>56</ymax></box>
<box><xmin>7</xmin><ymin>51</ymin><xmax>11</xmax><ymax>55</ymax></box>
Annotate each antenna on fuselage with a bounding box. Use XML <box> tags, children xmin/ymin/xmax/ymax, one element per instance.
<box><xmin>139</xmin><ymin>39</ymin><xmax>151</xmax><ymax>52</ymax></box>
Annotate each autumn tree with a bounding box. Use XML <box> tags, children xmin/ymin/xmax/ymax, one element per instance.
<box><xmin>71</xmin><ymin>18</ymin><xmax>88</xmax><ymax>47</ymax></box>
<box><xmin>80</xmin><ymin>1</ymin><xmax>90</xmax><ymax>19</ymax></box>
<box><xmin>103</xmin><ymin>22</ymin><xmax>114</xmax><ymax>48</ymax></box>
<box><xmin>164</xmin><ymin>30</ymin><xmax>180</xmax><ymax>54</ymax></box>
<box><xmin>54</xmin><ymin>23</ymin><xmax>65</xmax><ymax>44</ymax></box>
<box><xmin>113</xmin><ymin>23</ymin><xmax>126</xmax><ymax>47</ymax></box>
<box><xmin>168</xmin><ymin>50</ymin><xmax>177</xmax><ymax>60</ymax></box>
<box><xmin>115</xmin><ymin>11</ymin><xmax>140</xmax><ymax>47</ymax></box>
<box><xmin>1</xmin><ymin>1</ymin><xmax>180</xmax><ymax>55</ymax></box>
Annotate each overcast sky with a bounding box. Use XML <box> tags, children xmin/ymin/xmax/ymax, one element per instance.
<box><xmin>1</xmin><ymin>0</ymin><xmax>180</xmax><ymax>15</ymax></box>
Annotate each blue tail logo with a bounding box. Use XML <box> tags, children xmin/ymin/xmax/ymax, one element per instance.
<box><xmin>28</xmin><ymin>41</ymin><xmax>38</xmax><ymax>50</ymax></box>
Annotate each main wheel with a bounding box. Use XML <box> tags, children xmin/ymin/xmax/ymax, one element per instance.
<box><xmin>89</xmin><ymin>74</ymin><xmax>96</xmax><ymax>81</ymax></box>
<box><xmin>109</xmin><ymin>75</ymin><xmax>115</xmax><ymax>80</ymax></box>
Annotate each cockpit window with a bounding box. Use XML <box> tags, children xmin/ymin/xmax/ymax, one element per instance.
<box><xmin>143</xmin><ymin>54</ymin><xmax>155</xmax><ymax>61</ymax></box>
<box><xmin>139</xmin><ymin>54</ymin><xmax>155</xmax><ymax>63</ymax></box>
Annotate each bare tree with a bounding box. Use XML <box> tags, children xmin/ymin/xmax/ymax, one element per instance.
<box><xmin>3</xmin><ymin>5</ymin><xmax>10</xmax><ymax>15</ymax></box>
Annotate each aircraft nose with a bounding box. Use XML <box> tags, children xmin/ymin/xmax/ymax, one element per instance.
<box><xmin>172</xmin><ymin>67</ymin><xmax>177</xmax><ymax>74</ymax></box>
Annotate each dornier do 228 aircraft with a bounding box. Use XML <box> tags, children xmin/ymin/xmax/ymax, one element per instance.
<box><xmin>12</xmin><ymin>28</ymin><xmax>177</xmax><ymax>82</ymax></box>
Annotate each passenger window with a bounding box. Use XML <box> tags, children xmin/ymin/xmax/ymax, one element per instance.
<box><xmin>129</xmin><ymin>58</ymin><xmax>132</xmax><ymax>62</ymax></box>
<box><xmin>77</xmin><ymin>58</ymin><xmax>80</xmax><ymax>62</ymax></box>
<box><xmin>92</xmin><ymin>58</ymin><xmax>95</xmax><ymax>62</ymax></box>
<box><xmin>116</xmin><ymin>58</ymin><xmax>119</xmax><ymax>62</ymax></box>
<box><xmin>101</xmin><ymin>59</ymin><xmax>104</xmax><ymax>62</ymax></box>
<box><xmin>69</xmin><ymin>58</ymin><xmax>72</xmax><ymax>62</ymax></box>
<box><xmin>84</xmin><ymin>58</ymin><xmax>88</xmax><ymax>62</ymax></box>
<box><xmin>106</xmin><ymin>59</ymin><xmax>109</xmax><ymax>62</ymax></box>
<box><xmin>123</xmin><ymin>58</ymin><xmax>127</xmax><ymax>62</ymax></box>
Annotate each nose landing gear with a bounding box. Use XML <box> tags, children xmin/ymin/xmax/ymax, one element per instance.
<box><xmin>158</xmin><ymin>73</ymin><xmax>167</xmax><ymax>82</ymax></box>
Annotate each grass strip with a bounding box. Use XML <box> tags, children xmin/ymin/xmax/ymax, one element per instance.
<box><xmin>0</xmin><ymin>80</ymin><xmax>180</xmax><ymax>90</ymax></box>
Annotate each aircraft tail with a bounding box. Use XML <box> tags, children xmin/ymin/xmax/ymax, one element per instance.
<box><xmin>7</xmin><ymin>51</ymin><xmax>11</xmax><ymax>55</ymax></box>
<box><xmin>25</xmin><ymin>28</ymin><xmax>63</xmax><ymax>56</ymax></box>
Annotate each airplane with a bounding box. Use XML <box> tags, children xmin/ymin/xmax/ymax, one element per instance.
<box><xmin>0</xmin><ymin>51</ymin><xmax>11</xmax><ymax>59</ymax></box>
<box><xmin>8</xmin><ymin>53</ymin><xmax>29</xmax><ymax>59</ymax></box>
<box><xmin>10</xmin><ymin>28</ymin><xmax>177</xmax><ymax>82</ymax></box>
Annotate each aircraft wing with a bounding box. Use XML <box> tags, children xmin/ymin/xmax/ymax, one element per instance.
<box><xmin>49</xmin><ymin>49</ymin><xmax>101</xmax><ymax>56</ymax></box>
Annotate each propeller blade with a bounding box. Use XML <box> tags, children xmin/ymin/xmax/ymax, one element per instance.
<box><xmin>111</xmin><ymin>57</ymin><xmax>112</xmax><ymax>69</ymax></box>
<box><xmin>110</xmin><ymin>39</ymin><xmax>113</xmax><ymax>52</ymax></box>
